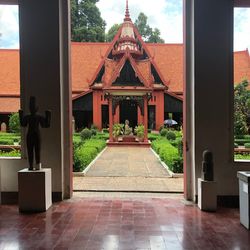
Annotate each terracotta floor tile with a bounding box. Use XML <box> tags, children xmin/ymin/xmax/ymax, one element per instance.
<box><xmin>0</xmin><ymin>195</ymin><xmax>249</xmax><ymax>249</ymax></box>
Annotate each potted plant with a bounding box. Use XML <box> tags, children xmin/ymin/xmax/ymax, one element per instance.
<box><xmin>112</xmin><ymin>123</ymin><xmax>124</xmax><ymax>141</ymax></box>
<box><xmin>135</xmin><ymin>124</ymin><xmax>145</xmax><ymax>142</ymax></box>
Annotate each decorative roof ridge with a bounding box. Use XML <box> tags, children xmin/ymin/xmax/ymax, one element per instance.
<box><xmin>89</xmin><ymin>26</ymin><xmax>124</xmax><ymax>86</ymax></box>
<box><xmin>71</xmin><ymin>42</ymin><xmax>111</xmax><ymax>46</ymax></box>
<box><xmin>146</xmin><ymin>43</ymin><xmax>183</xmax><ymax>46</ymax></box>
<box><xmin>0</xmin><ymin>49</ymin><xmax>20</xmax><ymax>52</ymax></box>
<box><xmin>72</xmin><ymin>90</ymin><xmax>93</xmax><ymax>100</ymax></box>
<box><xmin>164</xmin><ymin>90</ymin><xmax>183</xmax><ymax>101</ymax></box>
<box><xmin>124</xmin><ymin>0</ymin><xmax>131</xmax><ymax>22</ymax></box>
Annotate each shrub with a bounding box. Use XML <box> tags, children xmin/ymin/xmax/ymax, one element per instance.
<box><xmin>244</xmin><ymin>143</ymin><xmax>250</xmax><ymax>148</ymax></box>
<box><xmin>166</xmin><ymin>131</ymin><xmax>176</xmax><ymax>141</ymax></box>
<box><xmin>160</xmin><ymin>128</ymin><xmax>168</xmax><ymax>137</ymax></box>
<box><xmin>148</xmin><ymin>129</ymin><xmax>152</xmax><ymax>133</ymax></box>
<box><xmin>90</xmin><ymin>124</ymin><xmax>98</xmax><ymax>136</ymax></box>
<box><xmin>148</xmin><ymin>133</ymin><xmax>160</xmax><ymax>141</ymax></box>
<box><xmin>235</xmin><ymin>134</ymin><xmax>245</xmax><ymax>139</ymax></box>
<box><xmin>244</xmin><ymin>135</ymin><xmax>250</xmax><ymax>139</ymax></box>
<box><xmin>91</xmin><ymin>128</ymin><xmax>97</xmax><ymax>136</ymax></box>
<box><xmin>80</xmin><ymin>128</ymin><xmax>92</xmax><ymax>141</ymax></box>
<box><xmin>0</xmin><ymin>150</ymin><xmax>21</xmax><ymax>157</ymax></box>
<box><xmin>159</xmin><ymin>125</ymin><xmax>164</xmax><ymax>132</ymax></box>
<box><xmin>151</xmin><ymin>138</ymin><xmax>183</xmax><ymax>173</ymax></box>
<box><xmin>9</xmin><ymin>113</ymin><xmax>20</xmax><ymax>133</ymax></box>
<box><xmin>0</xmin><ymin>139</ymin><xmax>14</xmax><ymax>145</ymax></box>
<box><xmin>234</xmin><ymin>143</ymin><xmax>238</xmax><ymax>148</ymax></box>
<box><xmin>102</xmin><ymin>128</ymin><xmax>109</xmax><ymax>133</ymax></box>
<box><xmin>234</xmin><ymin>138</ymin><xmax>250</xmax><ymax>146</ymax></box>
<box><xmin>74</xmin><ymin>145</ymin><xmax>98</xmax><ymax>172</ymax></box>
<box><xmin>94</xmin><ymin>133</ymin><xmax>109</xmax><ymax>140</ymax></box>
<box><xmin>235</xmin><ymin>154</ymin><xmax>250</xmax><ymax>160</ymax></box>
<box><xmin>83</xmin><ymin>139</ymin><xmax>106</xmax><ymax>151</ymax></box>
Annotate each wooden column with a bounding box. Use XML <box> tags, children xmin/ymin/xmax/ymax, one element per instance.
<box><xmin>143</xmin><ymin>95</ymin><xmax>148</xmax><ymax>142</ymax></box>
<box><xmin>93</xmin><ymin>91</ymin><xmax>102</xmax><ymax>130</ymax></box>
<box><xmin>108</xmin><ymin>97</ymin><xmax>113</xmax><ymax>142</ymax></box>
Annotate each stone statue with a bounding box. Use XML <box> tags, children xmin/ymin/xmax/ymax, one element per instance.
<box><xmin>124</xmin><ymin>119</ymin><xmax>132</xmax><ymax>135</ymax></box>
<box><xmin>202</xmin><ymin>150</ymin><xmax>214</xmax><ymax>181</ymax></box>
<box><xmin>19</xmin><ymin>96</ymin><xmax>51</xmax><ymax>171</ymax></box>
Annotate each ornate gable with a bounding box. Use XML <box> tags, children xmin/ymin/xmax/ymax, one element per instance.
<box><xmin>90</xmin><ymin>0</ymin><xmax>168</xmax><ymax>90</ymax></box>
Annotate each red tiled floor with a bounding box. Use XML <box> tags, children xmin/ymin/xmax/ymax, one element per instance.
<box><xmin>0</xmin><ymin>195</ymin><xmax>249</xmax><ymax>250</ymax></box>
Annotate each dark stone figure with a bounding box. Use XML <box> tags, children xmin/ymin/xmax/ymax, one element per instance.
<box><xmin>19</xmin><ymin>97</ymin><xmax>51</xmax><ymax>171</ymax></box>
<box><xmin>202</xmin><ymin>150</ymin><xmax>214</xmax><ymax>181</ymax></box>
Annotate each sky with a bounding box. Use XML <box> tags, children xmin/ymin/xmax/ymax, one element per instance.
<box><xmin>0</xmin><ymin>1</ymin><xmax>249</xmax><ymax>52</ymax></box>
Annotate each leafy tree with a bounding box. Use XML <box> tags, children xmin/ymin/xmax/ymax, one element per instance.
<box><xmin>135</xmin><ymin>13</ymin><xmax>164</xmax><ymax>43</ymax></box>
<box><xmin>71</xmin><ymin>0</ymin><xmax>106</xmax><ymax>42</ymax></box>
<box><xmin>135</xmin><ymin>13</ymin><xmax>152</xmax><ymax>41</ymax></box>
<box><xmin>234</xmin><ymin>79</ymin><xmax>250</xmax><ymax>136</ymax></box>
<box><xmin>9</xmin><ymin>113</ymin><xmax>20</xmax><ymax>133</ymax></box>
<box><xmin>148</xmin><ymin>28</ymin><xmax>165</xmax><ymax>43</ymax></box>
<box><xmin>105</xmin><ymin>24</ymin><xmax>121</xmax><ymax>42</ymax></box>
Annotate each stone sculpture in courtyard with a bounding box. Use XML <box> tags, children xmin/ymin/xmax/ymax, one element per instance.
<box><xmin>124</xmin><ymin>119</ymin><xmax>133</xmax><ymax>135</ymax></box>
<box><xmin>19</xmin><ymin>96</ymin><xmax>51</xmax><ymax>171</ymax></box>
<box><xmin>201</xmin><ymin>150</ymin><xmax>214</xmax><ymax>181</ymax></box>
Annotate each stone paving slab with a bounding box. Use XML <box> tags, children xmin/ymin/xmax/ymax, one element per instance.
<box><xmin>74</xmin><ymin>146</ymin><xmax>183</xmax><ymax>193</ymax></box>
<box><xmin>85</xmin><ymin>147</ymin><xmax>171</xmax><ymax>177</ymax></box>
<box><xmin>73</xmin><ymin>176</ymin><xmax>183</xmax><ymax>192</ymax></box>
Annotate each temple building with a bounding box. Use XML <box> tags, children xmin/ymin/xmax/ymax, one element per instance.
<box><xmin>0</xmin><ymin>2</ymin><xmax>250</xmax><ymax>135</ymax></box>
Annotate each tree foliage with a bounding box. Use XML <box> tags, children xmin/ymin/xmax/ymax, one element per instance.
<box><xmin>234</xmin><ymin>79</ymin><xmax>250</xmax><ymax>136</ymax></box>
<box><xmin>105</xmin><ymin>12</ymin><xmax>164</xmax><ymax>43</ymax></box>
<box><xmin>71</xmin><ymin>0</ymin><xmax>106</xmax><ymax>42</ymax></box>
<box><xmin>135</xmin><ymin>13</ymin><xmax>164</xmax><ymax>43</ymax></box>
<box><xmin>9</xmin><ymin>113</ymin><xmax>20</xmax><ymax>133</ymax></box>
<box><xmin>105</xmin><ymin>24</ymin><xmax>121</xmax><ymax>42</ymax></box>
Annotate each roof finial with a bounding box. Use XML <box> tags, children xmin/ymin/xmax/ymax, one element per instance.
<box><xmin>124</xmin><ymin>0</ymin><xmax>131</xmax><ymax>22</ymax></box>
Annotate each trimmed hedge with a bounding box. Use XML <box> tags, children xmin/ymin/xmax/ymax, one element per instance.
<box><xmin>235</xmin><ymin>154</ymin><xmax>250</xmax><ymax>160</ymax></box>
<box><xmin>0</xmin><ymin>150</ymin><xmax>21</xmax><ymax>157</ymax></box>
<box><xmin>152</xmin><ymin>138</ymin><xmax>183</xmax><ymax>173</ymax></box>
<box><xmin>148</xmin><ymin>133</ymin><xmax>160</xmax><ymax>141</ymax></box>
<box><xmin>80</xmin><ymin>128</ymin><xmax>92</xmax><ymax>140</ymax></box>
<box><xmin>166</xmin><ymin>131</ymin><xmax>176</xmax><ymax>141</ymax></box>
<box><xmin>73</xmin><ymin>138</ymin><xmax>106</xmax><ymax>172</ymax></box>
<box><xmin>160</xmin><ymin>128</ymin><xmax>168</xmax><ymax>137</ymax></box>
<box><xmin>235</xmin><ymin>138</ymin><xmax>250</xmax><ymax>146</ymax></box>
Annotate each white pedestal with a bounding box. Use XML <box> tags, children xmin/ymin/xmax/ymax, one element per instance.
<box><xmin>198</xmin><ymin>178</ymin><xmax>217</xmax><ymax>211</ymax></box>
<box><xmin>18</xmin><ymin>168</ymin><xmax>52</xmax><ymax>212</ymax></box>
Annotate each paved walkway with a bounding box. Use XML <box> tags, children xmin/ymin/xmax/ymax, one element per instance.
<box><xmin>74</xmin><ymin>147</ymin><xmax>183</xmax><ymax>192</ymax></box>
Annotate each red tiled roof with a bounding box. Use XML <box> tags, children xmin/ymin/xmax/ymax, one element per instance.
<box><xmin>0</xmin><ymin>44</ymin><xmax>250</xmax><ymax>113</ymax></box>
<box><xmin>234</xmin><ymin>49</ymin><xmax>250</xmax><ymax>84</ymax></box>
<box><xmin>0</xmin><ymin>49</ymin><xmax>20</xmax><ymax>95</ymax></box>
<box><xmin>0</xmin><ymin>97</ymin><xmax>20</xmax><ymax>113</ymax></box>
<box><xmin>147</xmin><ymin>44</ymin><xmax>184</xmax><ymax>92</ymax></box>
<box><xmin>71</xmin><ymin>42</ymin><xmax>110</xmax><ymax>91</ymax></box>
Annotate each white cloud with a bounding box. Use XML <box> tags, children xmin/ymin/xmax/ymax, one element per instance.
<box><xmin>97</xmin><ymin>0</ymin><xmax>183</xmax><ymax>43</ymax></box>
<box><xmin>0</xmin><ymin>5</ymin><xmax>19</xmax><ymax>49</ymax></box>
<box><xmin>0</xmin><ymin>2</ymin><xmax>249</xmax><ymax>52</ymax></box>
<box><xmin>234</xmin><ymin>8</ymin><xmax>250</xmax><ymax>51</ymax></box>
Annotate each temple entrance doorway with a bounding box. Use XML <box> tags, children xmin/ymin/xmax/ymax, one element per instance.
<box><xmin>120</xmin><ymin>100</ymin><xmax>138</xmax><ymax>129</ymax></box>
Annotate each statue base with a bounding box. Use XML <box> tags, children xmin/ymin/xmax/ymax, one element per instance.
<box><xmin>198</xmin><ymin>178</ymin><xmax>217</xmax><ymax>212</ymax></box>
<box><xmin>18</xmin><ymin>168</ymin><xmax>52</xmax><ymax>212</ymax></box>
